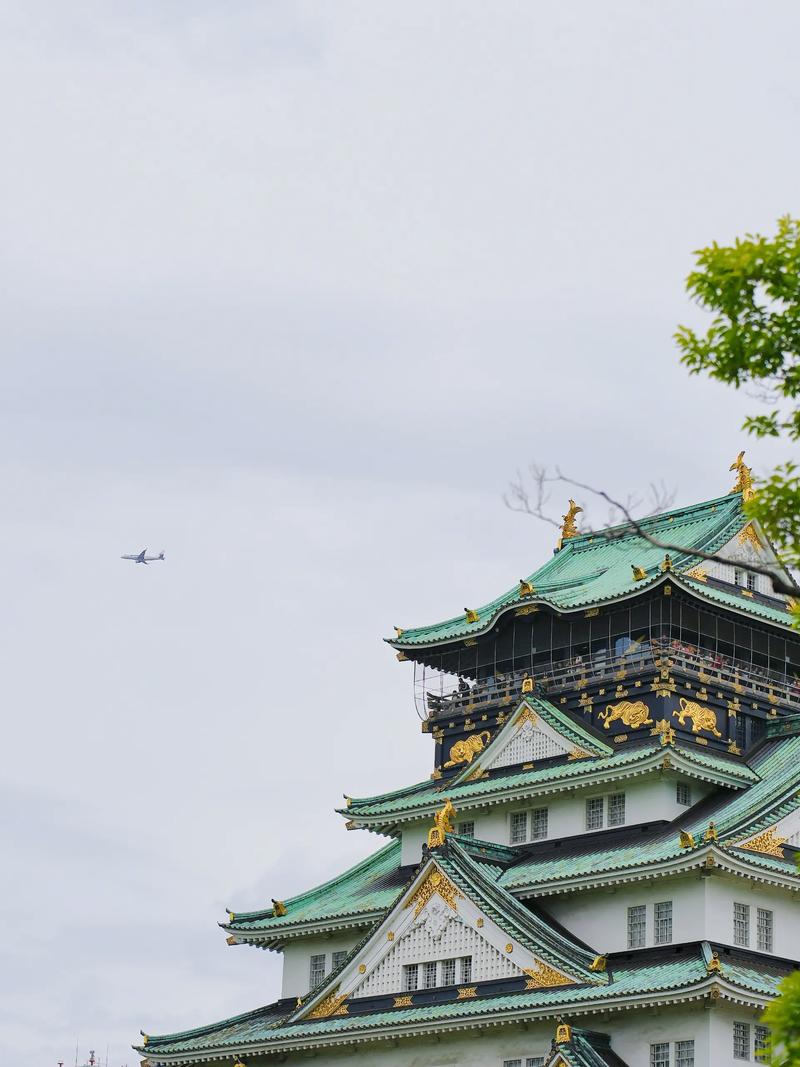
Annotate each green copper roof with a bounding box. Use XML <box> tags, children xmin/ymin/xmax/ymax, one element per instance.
<box><xmin>546</xmin><ymin>1027</ymin><xmax>628</xmax><ymax>1067</ymax></box>
<box><xmin>139</xmin><ymin>944</ymin><xmax>786</xmax><ymax>1061</ymax></box>
<box><xmin>225</xmin><ymin>840</ymin><xmax>404</xmax><ymax>939</ymax></box>
<box><xmin>343</xmin><ymin>735</ymin><xmax>757</xmax><ymax>825</ymax></box>
<box><xmin>390</xmin><ymin>494</ymin><xmax>794</xmax><ymax>649</ymax></box>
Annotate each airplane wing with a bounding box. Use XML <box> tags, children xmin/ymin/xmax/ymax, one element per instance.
<box><xmin>137</xmin><ymin>548</ymin><xmax>147</xmax><ymax>562</ymax></box>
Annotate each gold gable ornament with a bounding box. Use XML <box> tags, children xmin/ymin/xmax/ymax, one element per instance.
<box><xmin>427</xmin><ymin>798</ymin><xmax>456</xmax><ymax>849</ymax></box>
<box><xmin>521</xmin><ymin>672</ymin><xmax>534</xmax><ymax>694</ymax></box>
<box><xmin>631</xmin><ymin>565</ymin><xmax>647</xmax><ymax>581</ymax></box>
<box><xmin>729</xmin><ymin>451</ymin><xmax>755</xmax><ymax>501</ymax></box>
<box><xmin>555</xmin><ymin>1022</ymin><xmax>572</xmax><ymax>1044</ymax></box>
<box><xmin>679</xmin><ymin>830</ymin><xmax>696</xmax><ymax>849</ymax></box>
<box><xmin>271</xmin><ymin>898</ymin><xmax>287</xmax><ymax>917</ymax></box>
<box><xmin>660</xmin><ymin>554</ymin><xmax>673</xmax><ymax>573</ymax></box>
<box><xmin>464</xmin><ymin>608</ymin><xmax>479</xmax><ymax>624</ymax></box>
<box><xmin>703</xmin><ymin>821</ymin><xmax>718</xmax><ymax>842</ymax></box>
<box><xmin>589</xmin><ymin>954</ymin><xmax>607</xmax><ymax>972</ymax></box>
<box><xmin>706</xmin><ymin>951</ymin><xmax>723</xmax><ymax>975</ymax></box>
<box><xmin>739</xmin><ymin>826</ymin><xmax>789</xmax><ymax>858</ymax></box>
<box><xmin>519</xmin><ymin>579</ymin><xmax>536</xmax><ymax>597</ymax></box>
<box><xmin>738</xmin><ymin>523</ymin><xmax>761</xmax><ymax>550</ymax></box>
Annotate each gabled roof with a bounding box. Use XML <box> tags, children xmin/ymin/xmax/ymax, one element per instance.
<box><xmin>544</xmin><ymin>1027</ymin><xmax>629</xmax><ymax>1067</ymax></box>
<box><xmin>388</xmin><ymin>494</ymin><xmax>795</xmax><ymax>650</ymax></box>
<box><xmin>137</xmin><ymin>943</ymin><xmax>790</xmax><ymax>1063</ymax></box>
<box><xmin>342</xmin><ymin>733</ymin><xmax>757</xmax><ymax>829</ymax></box>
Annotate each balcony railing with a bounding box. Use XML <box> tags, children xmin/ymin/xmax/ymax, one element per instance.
<box><xmin>420</xmin><ymin>637</ymin><xmax>800</xmax><ymax>719</ymax></box>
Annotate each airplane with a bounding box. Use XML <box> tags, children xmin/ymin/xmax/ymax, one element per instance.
<box><xmin>121</xmin><ymin>548</ymin><xmax>165</xmax><ymax>564</ymax></box>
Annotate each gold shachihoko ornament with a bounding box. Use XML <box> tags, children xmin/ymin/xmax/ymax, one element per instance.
<box><xmin>729</xmin><ymin>451</ymin><xmax>755</xmax><ymax>501</ymax></box>
<box><xmin>427</xmin><ymin>798</ymin><xmax>456</xmax><ymax>849</ymax></box>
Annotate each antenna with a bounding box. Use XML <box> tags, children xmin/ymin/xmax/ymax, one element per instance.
<box><xmin>105</xmin><ymin>1043</ymin><xmax>109</xmax><ymax>1067</ymax></box>
<box><xmin>75</xmin><ymin>1038</ymin><xmax>79</xmax><ymax>1067</ymax></box>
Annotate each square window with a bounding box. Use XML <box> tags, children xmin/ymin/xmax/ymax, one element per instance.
<box><xmin>422</xmin><ymin>960</ymin><xmax>437</xmax><ymax>989</ymax></box>
<box><xmin>530</xmin><ymin>807</ymin><xmax>548</xmax><ymax>841</ymax></box>
<box><xmin>654</xmin><ymin>901</ymin><xmax>673</xmax><ymax>945</ymax></box>
<box><xmin>402</xmin><ymin>964</ymin><xmax>419</xmax><ymax>992</ymax></box>
<box><xmin>503</xmin><ymin>1061</ymin><xmax>522</xmax><ymax>1067</ymax></box>
<box><xmin>676</xmin><ymin>782</ymin><xmax>691</xmax><ymax>806</ymax></box>
<box><xmin>526</xmin><ymin>1059</ymin><xmax>545</xmax><ymax>1067</ymax></box>
<box><xmin>510</xmin><ymin>811</ymin><xmax>528</xmax><ymax>844</ymax></box>
<box><xmin>757</xmin><ymin>908</ymin><xmax>773</xmax><ymax>952</ymax></box>
<box><xmin>608</xmin><ymin>792</ymin><xmax>626</xmax><ymax>827</ymax></box>
<box><xmin>309</xmin><ymin>953</ymin><xmax>326</xmax><ymax>987</ymax></box>
<box><xmin>586</xmin><ymin>797</ymin><xmax>604</xmax><ymax>831</ymax></box>
<box><xmin>458</xmin><ymin>820</ymin><xmax>475</xmax><ymax>838</ymax></box>
<box><xmin>755</xmin><ymin>1025</ymin><xmax>769</xmax><ymax>1056</ymax></box>
<box><xmin>734</xmin><ymin>1020</ymin><xmax>751</xmax><ymax>1059</ymax></box>
<box><xmin>675</xmin><ymin>1039</ymin><xmax>695</xmax><ymax>1067</ymax></box>
<box><xmin>627</xmin><ymin>904</ymin><xmax>646</xmax><ymax>949</ymax></box>
<box><xmin>460</xmin><ymin>955</ymin><xmax>472</xmax><ymax>983</ymax></box>
<box><xmin>650</xmin><ymin>1042</ymin><xmax>670</xmax><ymax>1066</ymax></box>
<box><xmin>331</xmin><ymin>950</ymin><xmax>347</xmax><ymax>970</ymax></box>
<box><xmin>441</xmin><ymin>958</ymin><xmax>456</xmax><ymax>986</ymax></box>
<box><xmin>747</xmin><ymin>571</ymin><xmax>757</xmax><ymax>592</ymax></box>
<box><xmin>734</xmin><ymin>902</ymin><xmax>750</xmax><ymax>947</ymax></box>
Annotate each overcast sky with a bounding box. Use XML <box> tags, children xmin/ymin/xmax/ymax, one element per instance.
<box><xmin>1</xmin><ymin>3</ymin><xmax>798</xmax><ymax>1065</ymax></box>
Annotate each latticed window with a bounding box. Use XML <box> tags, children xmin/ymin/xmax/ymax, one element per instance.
<box><xmin>755</xmin><ymin>1025</ymin><xmax>770</xmax><ymax>1057</ymax></box>
<box><xmin>627</xmin><ymin>904</ymin><xmax>646</xmax><ymax>948</ymax></box>
<box><xmin>654</xmin><ymin>901</ymin><xmax>673</xmax><ymax>945</ymax></box>
<box><xmin>607</xmin><ymin>793</ymin><xmax>626</xmax><ymax>827</ymax></box>
<box><xmin>757</xmin><ymin>907</ymin><xmax>773</xmax><ymax>952</ymax></box>
<box><xmin>676</xmin><ymin>782</ymin><xmax>691</xmax><ymax>806</ymax></box>
<box><xmin>441</xmin><ymin>957</ymin><xmax>456</xmax><ymax>986</ymax></box>
<box><xmin>586</xmin><ymin>797</ymin><xmax>604</xmax><ymax>831</ymax></box>
<box><xmin>747</xmin><ymin>570</ymin><xmax>757</xmax><ymax>591</ymax></box>
<box><xmin>458</xmin><ymin>820</ymin><xmax>475</xmax><ymax>838</ymax></box>
<box><xmin>331</xmin><ymin>950</ymin><xmax>347</xmax><ymax>971</ymax></box>
<box><xmin>460</xmin><ymin>955</ymin><xmax>472</xmax><ymax>983</ymax></box>
<box><xmin>502</xmin><ymin>1061</ymin><xmax>522</xmax><ymax>1067</ymax></box>
<box><xmin>510</xmin><ymin>811</ymin><xmax>528</xmax><ymax>844</ymax></box>
<box><xmin>734</xmin><ymin>902</ymin><xmax>750</xmax><ymax>947</ymax></box>
<box><xmin>675</xmin><ymin>1039</ymin><xmax>694</xmax><ymax>1066</ymax></box>
<box><xmin>650</xmin><ymin>1042</ymin><xmax>670</xmax><ymax>1066</ymax></box>
<box><xmin>526</xmin><ymin>1059</ymin><xmax>545</xmax><ymax>1067</ymax></box>
<box><xmin>530</xmin><ymin>807</ymin><xmax>548</xmax><ymax>840</ymax></box>
<box><xmin>734</xmin><ymin>1021</ymin><xmax>750</xmax><ymax>1059</ymax></box>
<box><xmin>402</xmin><ymin>964</ymin><xmax>419</xmax><ymax>991</ymax></box>
<box><xmin>422</xmin><ymin>960</ymin><xmax>437</xmax><ymax>989</ymax></box>
<box><xmin>309</xmin><ymin>953</ymin><xmax>326</xmax><ymax>987</ymax></box>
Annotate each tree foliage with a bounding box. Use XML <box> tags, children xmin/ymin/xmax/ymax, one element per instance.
<box><xmin>675</xmin><ymin>216</ymin><xmax>800</xmax><ymax>571</ymax></box>
<box><xmin>761</xmin><ymin>971</ymin><xmax>800</xmax><ymax>1065</ymax></box>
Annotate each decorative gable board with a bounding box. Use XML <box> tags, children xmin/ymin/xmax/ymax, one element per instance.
<box><xmin>483</xmin><ymin>706</ymin><xmax>574</xmax><ymax>772</ymax></box>
<box><xmin>702</xmin><ymin>522</ymin><xmax>789</xmax><ymax>594</ymax></box>
<box><xmin>303</xmin><ymin>858</ymin><xmax>578</xmax><ymax>1015</ymax></box>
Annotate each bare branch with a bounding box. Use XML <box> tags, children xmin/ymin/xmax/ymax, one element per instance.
<box><xmin>505</xmin><ymin>466</ymin><xmax>799</xmax><ymax>597</ymax></box>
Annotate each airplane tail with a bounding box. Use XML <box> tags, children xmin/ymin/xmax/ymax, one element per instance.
<box><xmin>159</xmin><ymin>551</ymin><xmax>165</xmax><ymax>559</ymax></box>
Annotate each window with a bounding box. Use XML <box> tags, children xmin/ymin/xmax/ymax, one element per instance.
<box><xmin>757</xmin><ymin>907</ymin><xmax>773</xmax><ymax>952</ymax></box>
<box><xmin>650</xmin><ymin>1043</ymin><xmax>670</xmax><ymax>1066</ymax></box>
<box><xmin>734</xmin><ymin>902</ymin><xmax>750</xmax><ymax>947</ymax></box>
<box><xmin>331</xmin><ymin>950</ymin><xmax>347</xmax><ymax>970</ymax></box>
<box><xmin>458</xmin><ymin>820</ymin><xmax>475</xmax><ymax>838</ymax></box>
<box><xmin>755</xmin><ymin>1025</ymin><xmax>770</xmax><ymax>1057</ymax></box>
<box><xmin>460</xmin><ymin>955</ymin><xmax>472</xmax><ymax>983</ymax></box>
<box><xmin>526</xmin><ymin>1060</ymin><xmax>545</xmax><ymax>1067</ymax></box>
<box><xmin>441</xmin><ymin>957</ymin><xmax>456</xmax><ymax>986</ymax></box>
<box><xmin>676</xmin><ymin>782</ymin><xmax>691</xmax><ymax>806</ymax></box>
<box><xmin>735</xmin><ymin>568</ymin><xmax>744</xmax><ymax>587</ymax></box>
<box><xmin>675</xmin><ymin>1039</ymin><xmax>695</xmax><ymax>1067</ymax></box>
<box><xmin>510</xmin><ymin>811</ymin><xmax>528</xmax><ymax>844</ymax></box>
<box><xmin>309</xmin><ymin>953</ymin><xmax>326</xmax><ymax>987</ymax></box>
<box><xmin>503</xmin><ymin>1061</ymin><xmax>522</xmax><ymax>1067</ymax></box>
<box><xmin>747</xmin><ymin>571</ymin><xmax>757</xmax><ymax>592</ymax></box>
<box><xmin>734</xmin><ymin>1021</ymin><xmax>751</xmax><ymax>1059</ymax></box>
<box><xmin>402</xmin><ymin>964</ymin><xmax>419</xmax><ymax>991</ymax></box>
<box><xmin>627</xmin><ymin>904</ymin><xmax>646</xmax><ymax>948</ymax></box>
<box><xmin>422</xmin><ymin>960</ymin><xmax>437</xmax><ymax>989</ymax></box>
<box><xmin>530</xmin><ymin>807</ymin><xmax>548</xmax><ymax>840</ymax></box>
<box><xmin>654</xmin><ymin>901</ymin><xmax>673</xmax><ymax>945</ymax></box>
<box><xmin>586</xmin><ymin>797</ymin><xmax>604</xmax><ymax>831</ymax></box>
<box><xmin>608</xmin><ymin>792</ymin><xmax>626</xmax><ymax>827</ymax></box>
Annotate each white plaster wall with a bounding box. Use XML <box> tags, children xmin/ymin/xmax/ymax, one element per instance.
<box><xmin>400</xmin><ymin>773</ymin><xmax>708</xmax><ymax>863</ymax></box>
<box><xmin>709</xmin><ymin>1001</ymin><xmax>772</xmax><ymax>1067</ymax></box>
<box><xmin>545</xmin><ymin>875</ymin><xmax>704</xmax><ymax>952</ymax></box>
<box><xmin>280</xmin><ymin>932</ymin><xmax>362</xmax><ymax>999</ymax></box>
<box><xmin>703</xmin><ymin>873</ymin><xmax>800</xmax><ymax>952</ymax></box>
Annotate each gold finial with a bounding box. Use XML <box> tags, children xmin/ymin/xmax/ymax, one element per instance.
<box><xmin>271</xmin><ymin>899</ymin><xmax>287</xmax><ymax>916</ymax></box>
<box><xmin>707</xmin><ymin>951</ymin><xmax>722</xmax><ymax>974</ymax></box>
<box><xmin>427</xmin><ymin>798</ymin><xmax>456</xmax><ymax>849</ymax></box>
<box><xmin>631</xmin><ymin>565</ymin><xmax>647</xmax><ymax>581</ymax></box>
<box><xmin>703</xmin><ymin>821</ymin><xmax>718</xmax><ymax>842</ymax></box>
<box><xmin>140</xmin><ymin>1032</ymin><xmax>149</xmax><ymax>1046</ymax></box>
<box><xmin>519</xmin><ymin>578</ymin><xmax>535</xmax><ymax>597</ymax></box>
<box><xmin>394</xmin><ymin>626</ymin><xmax>404</xmax><ymax>637</ymax></box>
<box><xmin>729</xmin><ymin>451</ymin><xmax>755</xmax><ymax>500</ymax></box>
<box><xmin>589</xmin><ymin>954</ymin><xmax>607</xmax><ymax>972</ymax></box>
<box><xmin>464</xmin><ymin>608</ymin><xmax>479</xmax><ymax>624</ymax></box>
<box><xmin>555</xmin><ymin>1022</ymin><xmax>572</xmax><ymax>1044</ymax></box>
<box><xmin>521</xmin><ymin>672</ymin><xmax>534</xmax><ymax>694</ymax></box>
<box><xmin>558</xmin><ymin>499</ymin><xmax>583</xmax><ymax>548</ymax></box>
<box><xmin>679</xmin><ymin>830</ymin><xmax>696</xmax><ymax>848</ymax></box>
<box><xmin>660</xmin><ymin>554</ymin><xmax>673</xmax><ymax>572</ymax></box>
<box><xmin>226</xmin><ymin>909</ymin><xmax>235</xmax><ymax>922</ymax></box>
